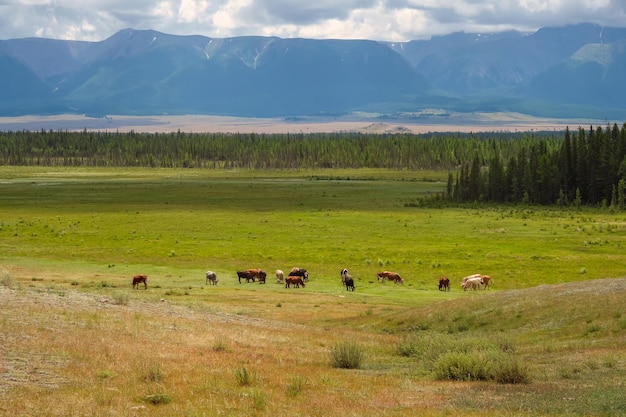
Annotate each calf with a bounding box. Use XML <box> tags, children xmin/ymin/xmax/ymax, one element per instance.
<box><xmin>132</xmin><ymin>274</ymin><xmax>147</xmax><ymax>289</ymax></box>
<box><xmin>345</xmin><ymin>277</ymin><xmax>355</xmax><ymax>291</ymax></box>
<box><xmin>438</xmin><ymin>276</ymin><xmax>450</xmax><ymax>291</ymax></box>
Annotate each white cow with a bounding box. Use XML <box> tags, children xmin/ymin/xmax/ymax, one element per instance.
<box><xmin>462</xmin><ymin>276</ymin><xmax>483</xmax><ymax>291</ymax></box>
<box><xmin>275</xmin><ymin>269</ymin><xmax>284</xmax><ymax>284</ymax></box>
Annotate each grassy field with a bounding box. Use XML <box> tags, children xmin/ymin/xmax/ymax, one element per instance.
<box><xmin>1</xmin><ymin>167</ymin><xmax>625</xmax><ymax>416</ymax></box>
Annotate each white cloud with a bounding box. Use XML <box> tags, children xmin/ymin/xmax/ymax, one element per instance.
<box><xmin>0</xmin><ymin>0</ymin><xmax>625</xmax><ymax>42</ymax></box>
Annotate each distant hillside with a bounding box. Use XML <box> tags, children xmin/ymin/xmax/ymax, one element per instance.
<box><xmin>1</xmin><ymin>23</ymin><xmax>626</xmax><ymax>119</ymax></box>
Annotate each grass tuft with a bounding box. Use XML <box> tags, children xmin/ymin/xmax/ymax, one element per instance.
<box><xmin>140</xmin><ymin>361</ymin><xmax>164</xmax><ymax>383</ymax></box>
<box><xmin>1</xmin><ymin>268</ymin><xmax>16</xmax><ymax>288</ymax></box>
<box><xmin>235</xmin><ymin>367</ymin><xmax>256</xmax><ymax>386</ymax></box>
<box><xmin>286</xmin><ymin>375</ymin><xmax>306</xmax><ymax>396</ymax></box>
<box><xmin>329</xmin><ymin>341</ymin><xmax>365</xmax><ymax>369</ymax></box>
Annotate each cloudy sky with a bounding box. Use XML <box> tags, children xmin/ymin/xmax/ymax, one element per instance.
<box><xmin>1</xmin><ymin>0</ymin><xmax>625</xmax><ymax>42</ymax></box>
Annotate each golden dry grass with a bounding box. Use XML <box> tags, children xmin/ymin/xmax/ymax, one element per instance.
<box><xmin>0</xmin><ymin>283</ymin><xmax>458</xmax><ymax>417</ymax></box>
<box><xmin>2</xmin><ymin>262</ymin><xmax>625</xmax><ymax>416</ymax></box>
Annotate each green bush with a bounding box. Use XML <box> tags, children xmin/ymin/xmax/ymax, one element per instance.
<box><xmin>329</xmin><ymin>341</ymin><xmax>365</xmax><ymax>369</ymax></box>
<box><xmin>434</xmin><ymin>351</ymin><xmax>493</xmax><ymax>381</ymax></box>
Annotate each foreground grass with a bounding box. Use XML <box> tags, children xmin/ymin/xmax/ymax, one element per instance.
<box><xmin>1</xmin><ymin>167</ymin><xmax>626</xmax><ymax>416</ymax></box>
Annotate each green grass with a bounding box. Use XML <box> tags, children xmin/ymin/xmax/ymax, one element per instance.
<box><xmin>1</xmin><ymin>167</ymin><xmax>625</xmax><ymax>293</ymax></box>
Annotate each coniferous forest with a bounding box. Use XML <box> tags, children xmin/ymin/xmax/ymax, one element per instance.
<box><xmin>1</xmin><ymin>122</ymin><xmax>626</xmax><ymax>208</ymax></box>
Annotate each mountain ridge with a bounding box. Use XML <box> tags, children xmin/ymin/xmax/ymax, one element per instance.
<box><xmin>2</xmin><ymin>23</ymin><xmax>626</xmax><ymax>119</ymax></box>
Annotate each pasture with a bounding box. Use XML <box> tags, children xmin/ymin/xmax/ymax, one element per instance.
<box><xmin>1</xmin><ymin>166</ymin><xmax>626</xmax><ymax>416</ymax></box>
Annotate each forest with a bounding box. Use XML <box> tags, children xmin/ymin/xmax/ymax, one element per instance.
<box><xmin>1</xmin><ymin>122</ymin><xmax>626</xmax><ymax>208</ymax></box>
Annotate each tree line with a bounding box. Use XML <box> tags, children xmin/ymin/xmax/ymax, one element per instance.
<box><xmin>449</xmin><ymin>123</ymin><xmax>626</xmax><ymax>208</ymax></box>
<box><xmin>0</xmin><ymin>128</ymin><xmax>556</xmax><ymax>170</ymax></box>
<box><xmin>1</xmin><ymin>123</ymin><xmax>625</xmax><ymax>207</ymax></box>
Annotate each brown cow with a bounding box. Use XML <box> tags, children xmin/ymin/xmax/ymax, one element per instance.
<box><xmin>132</xmin><ymin>274</ymin><xmax>147</xmax><ymax>289</ymax></box>
<box><xmin>377</xmin><ymin>271</ymin><xmax>404</xmax><ymax>284</ymax></box>
<box><xmin>481</xmin><ymin>275</ymin><xmax>492</xmax><ymax>289</ymax></box>
<box><xmin>438</xmin><ymin>276</ymin><xmax>450</xmax><ymax>291</ymax></box>
<box><xmin>285</xmin><ymin>276</ymin><xmax>305</xmax><ymax>288</ymax></box>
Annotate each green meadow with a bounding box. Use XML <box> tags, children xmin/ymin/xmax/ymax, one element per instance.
<box><xmin>1</xmin><ymin>166</ymin><xmax>625</xmax><ymax>416</ymax></box>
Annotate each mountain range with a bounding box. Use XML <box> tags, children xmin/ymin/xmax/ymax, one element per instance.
<box><xmin>1</xmin><ymin>23</ymin><xmax>626</xmax><ymax>120</ymax></box>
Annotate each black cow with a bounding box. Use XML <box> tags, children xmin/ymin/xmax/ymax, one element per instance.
<box><xmin>345</xmin><ymin>277</ymin><xmax>355</xmax><ymax>291</ymax></box>
<box><xmin>289</xmin><ymin>267</ymin><xmax>309</xmax><ymax>282</ymax></box>
<box><xmin>237</xmin><ymin>270</ymin><xmax>255</xmax><ymax>284</ymax></box>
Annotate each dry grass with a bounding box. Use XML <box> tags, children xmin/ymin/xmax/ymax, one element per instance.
<box><xmin>2</xmin><ymin>270</ymin><xmax>625</xmax><ymax>416</ymax></box>
<box><xmin>0</xmin><ymin>283</ymin><xmax>453</xmax><ymax>416</ymax></box>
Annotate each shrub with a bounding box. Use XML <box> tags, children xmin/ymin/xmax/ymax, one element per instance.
<box><xmin>329</xmin><ymin>341</ymin><xmax>365</xmax><ymax>369</ymax></box>
<box><xmin>433</xmin><ymin>351</ymin><xmax>492</xmax><ymax>381</ymax></box>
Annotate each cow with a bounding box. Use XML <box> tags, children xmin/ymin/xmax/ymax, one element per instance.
<box><xmin>377</xmin><ymin>271</ymin><xmax>404</xmax><ymax>285</ymax></box>
<box><xmin>237</xmin><ymin>270</ymin><xmax>255</xmax><ymax>283</ymax></box>
<box><xmin>462</xmin><ymin>276</ymin><xmax>483</xmax><ymax>291</ymax></box>
<box><xmin>289</xmin><ymin>267</ymin><xmax>309</xmax><ymax>282</ymax></box>
<box><xmin>340</xmin><ymin>268</ymin><xmax>350</xmax><ymax>284</ymax></box>
<box><xmin>237</xmin><ymin>269</ymin><xmax>267</xmax><ymax>284</ymax></box>
<box><xmin>285</xmin><ymin>275</ymin><xmax>305</xmax><ymax>288</ymax></box>
<box><xmin>481</xmin><ymin>275</ymin><xmax>492</xmax><ymax>289</ymax></box>
<box><xmin>132</xmin><ymin>274</ymin><xmax>147</xmax><ymax>289</ymax></box>
<box><xmin>438</xmin><ymin>276</ymin><xmax>450</xmax><ymax>291</ymax></box>
<box><xmin>275</xmin><ymin>269</ymin><xmax>284</xmax><ymax>284</ymax></box>
<box><xmin>344</xmin><ymin>276</ymin><xmax>355</xmax><ymax>291</ymax></box>
<box><xmin>205</xmin><ymin>271</ymin><xmax>218</xmax><ymax>285</ymax></box>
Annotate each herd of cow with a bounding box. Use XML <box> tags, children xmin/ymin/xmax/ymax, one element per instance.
<box><xmin>133</xmin><ymin>270</ymin><xmax>492</xmax><ymax>291</ymax></box>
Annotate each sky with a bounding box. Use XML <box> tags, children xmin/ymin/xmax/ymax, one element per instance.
<box><xmin>1</xmin><ymin>0</ymin><xmax>625</xmax><ymax>43</ymax></box>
